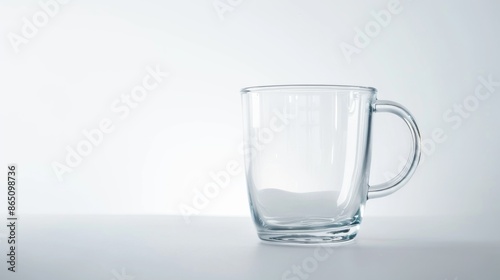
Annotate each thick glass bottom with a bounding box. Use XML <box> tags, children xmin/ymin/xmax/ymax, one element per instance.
<box><xmin>257</xmin><ymin>224</ymin><xmax>359</xmax><ymax>245</ymax></box>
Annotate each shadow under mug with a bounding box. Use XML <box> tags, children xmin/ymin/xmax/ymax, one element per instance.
<box><xmin>241</xmin><ymin>85</ymin><xmax>421</xmax><ymax>244</ymax></box>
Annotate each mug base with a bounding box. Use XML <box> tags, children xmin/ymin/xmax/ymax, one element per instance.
<box><xmin>257</xmin><ymin>224</ymin><xmax>359</xmax><ymax>245</ymax></box>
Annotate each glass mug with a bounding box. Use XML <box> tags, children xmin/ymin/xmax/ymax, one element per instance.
<box><xmin>241</xmin><ymin>85</ymin><xmax>421</xmax><ymax>244</ymax></box>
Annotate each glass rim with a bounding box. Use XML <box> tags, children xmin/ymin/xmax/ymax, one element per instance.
<box><xmin>241</xmin><ymin>84</ymin><xmax>377</xmax><ymax>94</ymax></box>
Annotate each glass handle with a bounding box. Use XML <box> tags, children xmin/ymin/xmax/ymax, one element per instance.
<box><xmin>368</xmin><ymin>100</ymin><xmax>422</xmax><ymax>199</ymax></box>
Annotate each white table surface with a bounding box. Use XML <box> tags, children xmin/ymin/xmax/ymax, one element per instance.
<box><xmin>1</xmin><ymin>215</ymin><xmax>499</xmax><ymax>280</ymax></box>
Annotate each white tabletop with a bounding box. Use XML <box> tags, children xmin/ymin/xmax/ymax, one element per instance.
<box><xmin>1</xmin><ymin>216</ymin><xmax>499</xmax><ymax>280</ymax></box>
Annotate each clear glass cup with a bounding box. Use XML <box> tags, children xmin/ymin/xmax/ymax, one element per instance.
<box><xmin>240</xmin><ymin>85</ymin><xmax>421</xmax><ymax>244</ymax></box>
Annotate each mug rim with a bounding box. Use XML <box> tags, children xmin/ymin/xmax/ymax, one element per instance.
<box><xmin>241</xmin><ymin>84</ymin><xmax>377</xmax><ymax>94</ymax></box>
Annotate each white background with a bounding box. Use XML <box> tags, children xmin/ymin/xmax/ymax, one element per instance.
<box><xmin>1</xmin><ymin>0</ymin><xmax>499</xmax><ymax>221</ymax></box>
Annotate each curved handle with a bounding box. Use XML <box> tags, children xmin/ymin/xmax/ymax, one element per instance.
<box><xmin>368</xmin><ymin>100</ymin><xmax>421</xmax><ymax>199</ymax></box>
